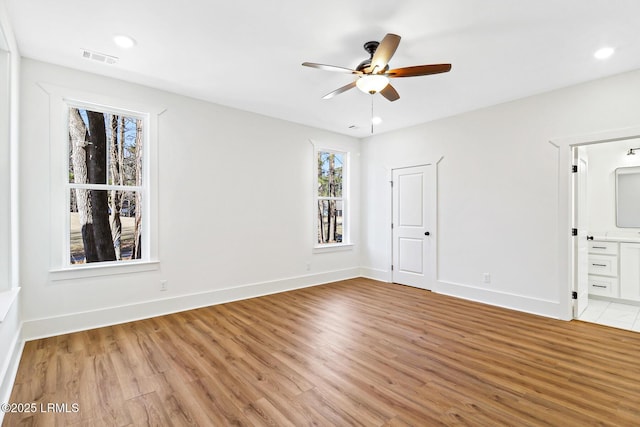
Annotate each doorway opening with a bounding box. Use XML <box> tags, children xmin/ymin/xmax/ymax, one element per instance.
<box><xmin>573</xmin><ymin>138</ymin><xmax>640</xmax><ymax>331</ymax></box>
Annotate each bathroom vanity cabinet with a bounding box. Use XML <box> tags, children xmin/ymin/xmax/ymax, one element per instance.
<box><xmin>588</xmin><ymin>238</ymin><xmax>640</xmax><ymax>301</ymax></box>
<box><xmin>620</xmin><ymin>242</ymin><xmax>640</xmax><ymax>301</ymax></box>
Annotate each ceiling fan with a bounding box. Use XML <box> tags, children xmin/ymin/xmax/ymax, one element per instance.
<box><xmin>302</xmin><ymin>33</ymin><xmax>452</xmax><ymax>102</ymax></box>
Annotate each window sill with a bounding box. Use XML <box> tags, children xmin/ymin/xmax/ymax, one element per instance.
<box><xmin>313</xmin><ymin>243</ymin><xmax>354</xmax><ymax>254</ymax></box>
<box><xmin>0</xmin><ymin>287</ymin><xmax>20</xmax><ymax>323</ymax></box>
<box><xmin>49</xmin><ymin>260</ymin><xmax>160</xmax><ymax>281</ymax></box>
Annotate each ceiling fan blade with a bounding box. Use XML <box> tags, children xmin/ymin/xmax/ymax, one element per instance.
<box><xmin>386</xmin><ymin>64</ymin><xmax>452</xmax><ymax>78</ymax></box>
<box><xmin>370</xmin><ymin>33</ymin><xmax>401</xmax><ymax>73</ymax></box>
<box><xmin>322</xmin><ymin>81</ymin><xmax>357</xmax><ymax>99</ymax></box>
<box><xmin>380</xmin><ymin>84</ymin><xmax>400</xmax><ymax>102</ymax></box>
<box><xmin>302</xmin><ymin>62</ymin><xmax>361</xmax><ymax>74</ymax></box>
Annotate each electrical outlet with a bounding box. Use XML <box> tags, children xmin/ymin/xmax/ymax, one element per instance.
<box><xmin>160</xmin><ymin>280</ymin><xmax>168</xmax><ymax>291</ymax></box>
<box><xmin>483</xmin><ymin>273</ymin><xmax>491</xmax><ymax>284</ymax></box>
<box><xmin>306</xmin><ymin>262</ymin><xmax>311</xmax><ymax>271</ymax></box>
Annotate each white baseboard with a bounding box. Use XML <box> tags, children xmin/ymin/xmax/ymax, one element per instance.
<box><xmin>434</xmin><ymin>280</ymin><xmax>564</xmax><ymax>320</ymax></box>
<box><xmin>22</xmin><ymin>268</ymin><xmax>361</xmax><ymax>341</ymax></box>
<box><xmin>359</xmin><ymin>267</ymin><xmax>391</xmax><ymax>283</ymax></box>
<box><xmin>0</xmin><ymin>322</ymin><xmax>23</xmax><ymax>426</ymax></box>
<box><xmin>357</xmin><ymin>272</ymin><xmax>564</xmax><ymax>319</ymax></box>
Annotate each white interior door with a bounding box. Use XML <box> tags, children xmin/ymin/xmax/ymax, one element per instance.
<box><xmin>392</xmin><ymin>165</ymin><xmax>435</xmax><ymax>290</ymax></box>
<box><xmin>573</xmin><ymin>146</ymin><xmax>589</xmax><ymax>317</ymax></box>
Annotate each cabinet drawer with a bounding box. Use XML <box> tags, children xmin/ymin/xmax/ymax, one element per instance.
<box><xmin>588</xmin><ymin>255</ymin><xmax>618</xmax><ymax>277</ymax></box>
<box><xmin>588</xmin><ymin>241</ymin><xmax>618</xmax><ymax>256</ymax></box>
<box><xmin>588</xmin><ymin>276</ymin><xmax>619</xmax><ymax>297</ymax></box>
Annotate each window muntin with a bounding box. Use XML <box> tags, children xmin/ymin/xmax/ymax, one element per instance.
<box><xmin>316</xmin><ymin>150</ymin><xmax>346</xmax><ymax>245</ymax></box>
<box><xmin>66</xmin><ymin>105</ymin><xmax>145</xmax><ymax>265</ymax></box>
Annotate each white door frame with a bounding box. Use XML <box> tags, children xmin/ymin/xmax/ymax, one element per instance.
<box><xmin>387</xmin><ymin>157</ymin><xmax>443</xmax><ymax>289</ymax></box>
<box><xmin>550</xmin><ymin>126</ymin><xmax>640</xmax><ymax>320</ymax></box>
<box><xmin>573</xmin><ymin>146</ymin><xmax>589</xmax><ymax>317</ymax></box>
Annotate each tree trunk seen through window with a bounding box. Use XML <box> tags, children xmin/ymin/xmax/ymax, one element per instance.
<box><xmin>69</xmin><ymin>108</ymin><xmax>98</xmax><ymax>262</ymax></box>
<box><xmin>86</xmin><ymin>111</ymin><xmax>117</xmax><ymax>262</ymax></box>
<box><xmin>131</xmin><ymin>118</ymin><xmax>143</xmax><ymax>259</ymax></box>
<box><xmin>326</xmin><ymin>154</ymin><xmax>336</xmax><ymax>242</ymax></box>
<box><xmin>109</xmin><ymin>114</ymin><xmax>123</xmax><ymax>260</ymax></box>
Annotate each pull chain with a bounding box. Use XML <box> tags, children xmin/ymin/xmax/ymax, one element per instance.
<box><xmin>371</xmin><ymin>95</ymin><xmax>374</xmax><ymax>134</ymax></box>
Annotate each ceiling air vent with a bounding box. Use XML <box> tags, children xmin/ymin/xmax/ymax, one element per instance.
<box><xmin>81</xmin><ymin>49</ymin><xmax>119</xmax><ymax>65</ymax></box>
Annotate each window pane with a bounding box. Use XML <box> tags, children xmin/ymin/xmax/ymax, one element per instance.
<box><xmin>317</xmin><ymin>199</ymin><xmax>343</xmax><ymax>244</ymax></box>
<box><xmin>69</xmin><ymin>189</ymin><xmax>142</xmax><ymax>264</ymax></box>
<box><xmin>116</xmin><ymin>116</ymin><xmax>143</xmax><ymax>186</ymax></box>
<box><xmin>317</xmin><ymin>152</ymin><xmax>343</xmax><ymax>198</ymax></box>
<box><xmin>69</xmin><ymin>109</ymin><xmax>143</xmax><ymax>186</ymax></box>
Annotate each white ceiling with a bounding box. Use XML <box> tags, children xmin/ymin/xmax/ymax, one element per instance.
<box><xmin>7</xmin><ymin>0</ymin><xmax>640</xmax><ymax>137</ymax></box>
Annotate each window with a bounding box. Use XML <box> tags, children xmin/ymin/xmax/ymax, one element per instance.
<box><xmin>43</xmin><ymin>83</ymin><xmax>161</xmax><ymax>278</ymax></box>
<box><xmin>316</xmin><ymin>150</ymin><xmax>348</xmax><ymax>246</ymax></box>
<box><xmin>67</xmin><ymin>105</ymin><xmax>144</xmax><ymax>265</ymax></box>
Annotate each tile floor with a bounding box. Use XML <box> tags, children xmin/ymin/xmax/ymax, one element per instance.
<box><xmin>578</xmin><ymin>297</ymin><xmax>640</xmax><ymax>332</ymax></box>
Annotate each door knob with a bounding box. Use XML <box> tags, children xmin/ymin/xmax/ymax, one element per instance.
<box><xmin>424</xmin><ymin>232</ymin><xmax>430</xmax><ymax>236</ymax></box>
<box><xmin>587</xmin><ymin>235</ymin><xmax>594</xmax><ymax>240</ymax></box>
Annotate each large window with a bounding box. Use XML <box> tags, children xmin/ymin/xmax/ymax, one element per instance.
<box><xmin>66</xmin><ymin>105</ymin><xmax>145</xmax><ymax>265</ymax></box>
<box><xmin>44</xmin><ymin>84</ymin><xmax>159</xmax><ymax>278</ymax></box>
<box><xmin>316</xmin><ymin>150</ymin><xmax>347</xmax><ymax>245</ymax></box>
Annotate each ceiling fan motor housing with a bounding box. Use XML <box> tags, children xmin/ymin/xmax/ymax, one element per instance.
<box><xmin>363</xmin><ymin>41</ymin><xmax>379</xmax><ymax>56</ymax></box>
<box><xmin>357</xmin><ymin>41</ymin><xmax>386</xmax><ymax>72</ymax></box>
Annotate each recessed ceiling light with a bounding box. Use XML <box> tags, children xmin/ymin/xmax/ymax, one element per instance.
<box><xmin>371</xmin><ymin>116</ymin><xmax>383</xmax><ymax>125</ymax></box>
<box><xmin>113</xmin><ymin>35</ymin><xmax>136</xmax><ymax>49</ymax></box>
<box><xmin>594</xmin><ymin>47</ymin><xmax>615</xmax><ymax>60</ymax></box>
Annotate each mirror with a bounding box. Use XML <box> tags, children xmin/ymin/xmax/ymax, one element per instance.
<box><xmin>616</xmin><ymin>166</ymin><xmax>640</xmax><ymax>227</ymax></box>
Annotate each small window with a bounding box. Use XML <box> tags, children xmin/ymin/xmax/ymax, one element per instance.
<box><xmin>316</xmin><ymin>150</ymin><xmax>347</xmax><ymax>245</ymax></box>
<box><xmin>67</xmin><ymin>106</ymin><xmax>145</xmax><ymax>265</ymax></box>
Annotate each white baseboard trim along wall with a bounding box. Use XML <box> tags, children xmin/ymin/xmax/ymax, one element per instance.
<box><xmin>21</xmin><ymin>268</ymin><xmax>361</xmax><ymax>341</ymax></box>
<box><xmin>435</xmin><ymin>280</ymin><xmax>563</xmax><ymax>320</ymax></box>
<box><xmin>0</xmin><ymin>302</ymin><xmax>24</xmax><ymax>426</ymax></box>
<box><xmin>359</xmin><ymin>267</ymin><xmax>392</xmax><ymax>283</ymax></box>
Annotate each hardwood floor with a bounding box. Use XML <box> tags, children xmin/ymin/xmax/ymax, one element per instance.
<box><xmin>4</xmin><ymin>278</ymin><xmax>640</xmax><ymax>426</ymax></box>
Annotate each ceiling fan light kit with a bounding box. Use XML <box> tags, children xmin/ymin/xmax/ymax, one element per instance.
<box><xmin>356</xmin><ymin>74</ymin><xmax>390</xmax><ymax>94</ymax></box>
<box><xmin>302</xmin><ymin>33</ymin><xmax>452</xmax><ymax>102</ymax></box>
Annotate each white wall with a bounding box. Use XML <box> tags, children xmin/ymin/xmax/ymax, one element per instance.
<box><xmin>586</xmin><ymin>138</ymin><xmax>640</xmax><ymax>233</ymax></box>
<box><xmin>0</xmin><ymin>44</ymin><xmax>9</xmax><ymax>291</ymax></box>
<box><xmin>19</xmin><ymin>58</ymin><xmax>361</xmax><ymax>338</ymax></box>
<box><xmin>0</xmin><ymin>0</ymin><xmax>22</xmax><ymax>417</ymax></box>
<box><xmin>361</xmin><ymin>68</ymin><xmax>640</xmax><ymax>319</ymax></box>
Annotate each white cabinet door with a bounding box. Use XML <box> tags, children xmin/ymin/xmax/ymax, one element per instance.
<box><xmin>620</xmin><ymin>243</ymin><xmax>640</xmax><ymax>301</ymax></box>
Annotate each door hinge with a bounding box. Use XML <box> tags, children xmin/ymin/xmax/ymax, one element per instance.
<box><xmin>571</xmin><ymin>228</ymin><xmax>578</xmax><ymax>236</ymax></box>
<box><xmin>391</xmin><ymin>223</ymin><xmax>394</xmax><ymax>229</ymax></box>
<box><xmin>572</xmin><ymin>165</ymin><xmax>578</xmax><ymax>173</ymax></box>
<box><xmin>572</xmin><ymin>291</ymin><xmax>578</xmax><ymax>300</ymax></box>
<box><xmin>390</xmin><ymin>181</ymin><xmax>394</xmax><ymax>187</ymax></box>
<box><xmin>391</xmin><ymin>265</ymin><xmax>394</xmax><ymax>271</ymax></box>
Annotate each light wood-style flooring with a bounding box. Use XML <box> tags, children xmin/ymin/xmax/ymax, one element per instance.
<box><xmin>4</xmin><ymin>278</ymin><xmax>640</xmax><ymax>426</ymax></box>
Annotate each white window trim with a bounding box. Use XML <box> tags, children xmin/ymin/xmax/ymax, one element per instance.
<box><xmin>40</xmin><ymin>83</ymin><xmax>164</xmax><ymax>279</ymax></box>
<box><xmin>311</xmin><ymin>140</ymin><xmax>352</xmax><ymax>252</ymax></box>
<box><xmin>0</xmin><ymin>287</ymin><xmax>19</xmax><ymax>322</ymax></box>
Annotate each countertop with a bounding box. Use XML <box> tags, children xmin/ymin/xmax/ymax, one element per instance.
<box><xmin>589</xmin><ymin>231</ymin><xmax>640</xmax><ymax>243</ymax></box>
